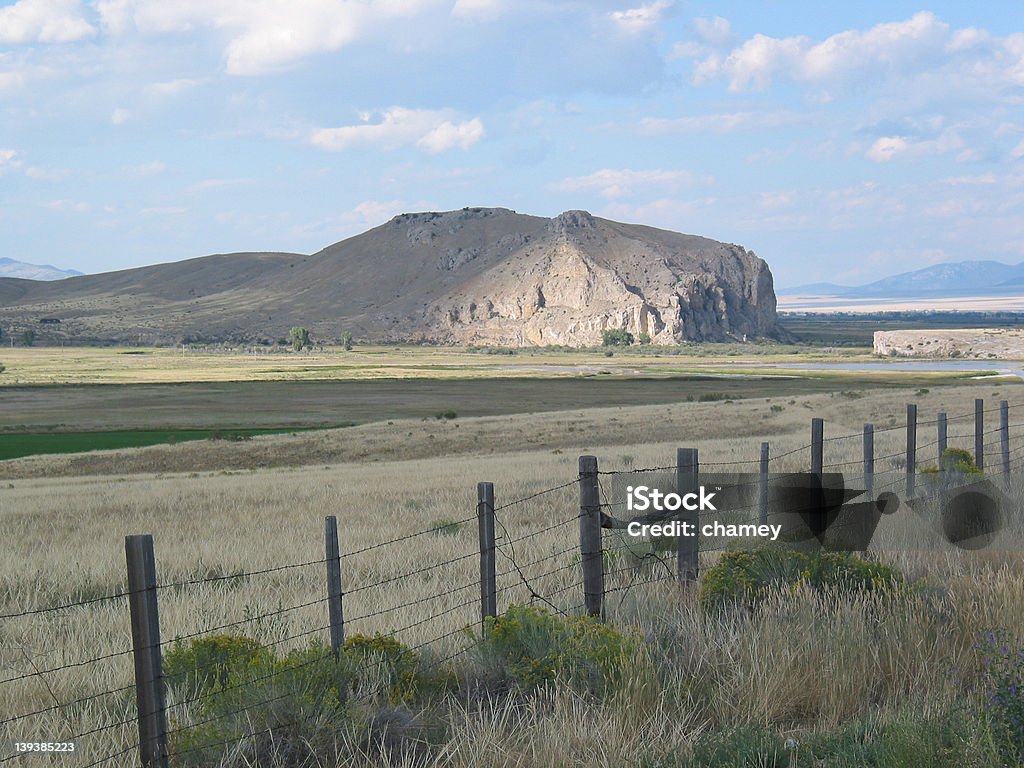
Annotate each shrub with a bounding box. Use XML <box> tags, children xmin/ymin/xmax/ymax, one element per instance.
<box><xmin>435</xmin><ymin>409</ymin><xmax>457</xmax><ymax>420</ymax></box>
<box><xmin>343</xmin><ymin>633</ymin><xmax>419</xmax><ymax>702</ymax></box>
<box><xmin>699</xmin><ymin>547</ymin><xmax>903</xmax><ymax>612</ymax></box>
<box><xmin>602</xmin><ymin>328</ymin><xmax>634</xmax><ymax>346</ymax></box>
<box><xmin>698</xmin><ymin>392</ymin><xmax>728</xmax><ymax>402</ymax></box>
<box><xmin>163</xmin><ymin>633</ymin><xmax>274</xmax><ymax>693</ymax></box>
<box><xmin>0</xmin><ymin>362</ymin><xmax>5</xmax><ymax>374</ymax></box>
<box><xmin>976</xmin><ymin>630</ymin><xmax>1024</xmax><ymax>765</ymax></box>
<box><xmin>480</xmin><ymin>604</ymin><xmax>636</xmax><ymax>695</ymax></box>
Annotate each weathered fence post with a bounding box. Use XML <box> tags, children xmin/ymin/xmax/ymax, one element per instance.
<box><xmin>906</xmin><ymin>403</ymin><xmax>917</xmax><ymax>498</ymax></box>
<box><xmin>1000</xmin><ymin>400</ymin><xmax>1010</xmax><ymax>488</ymax></box>
<box><xmin>125</xmin><ymin>534</ymin><xmax>169</xmax><ymax>768</ymax></box>
<box><xmin>324</xmin><ymin>516</ymin><xmax>344</xmax><ymax>656</ymax></box>
<box><xmin>578</xmin><ymin>456</ymin><xmax>603</xmax><ymax>618</ymax></box>
<box><xmin>477</xmin><ymin>482</ymin><xmax>497</xmax><ymax>627</ymax></box>
<box><xmin>975</xmin><ymin>398</ymin><xmax>985</xmax><ymax>470</ymax></box>
<box><xmin>938</xmin><ymin>412</ymin><xmax>947</xmax><ymax>465</ymax></box>
<box><xmin>759</xmin><ymin>442</ymin><xmax>769</xmax><ymax>526</ymax></box>
<box><xmin>811</xmin><ymin>418</ymin><xmax>824</xmax><ymax>478</ymax></box>
<box><xmin>863</xmin><ymin>423</ymin><xmax>874</xmax><ymax>501</ymax></box>
<box><xmin>676</xmin><ymin>448</ymin><xmax>699</xmax><ymax>583</ymax></box>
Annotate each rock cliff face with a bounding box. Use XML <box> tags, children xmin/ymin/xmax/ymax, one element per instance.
<box><xmin>0</xmin><ymin>207</ymin><xmax>780</xmax><ymax>346</ymax></box>
<box><xmin>422</xmin><ymin>209</ymin><xmax>777</xmax><ymax>345</ymax></box>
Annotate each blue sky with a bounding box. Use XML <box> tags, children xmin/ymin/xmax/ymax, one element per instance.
<box><xmin>1</xmin><ymin>0</ymin><xmax>1022</xmax><ymax>288</ymax></box>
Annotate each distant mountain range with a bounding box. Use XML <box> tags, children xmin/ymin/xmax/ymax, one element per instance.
<box><xmin>0</xmin><ymin>258</ymin><xmax>82</xmax><ymax>281</ymax></box>
<box><xmin>780</xmin><ymin>260</ymin><xmax>1024</xmax><ymax>298</ymax></box>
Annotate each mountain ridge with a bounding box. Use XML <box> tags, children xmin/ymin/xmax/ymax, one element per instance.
<box><xmin>0</xmin><ymin>207</ymin><xmax>779</xmax><ymax>346</ymax></box>
<box><xmin>780</xmin><ymin>259</ymin><xmax>1024</xmax><ymax>298</ymax></box>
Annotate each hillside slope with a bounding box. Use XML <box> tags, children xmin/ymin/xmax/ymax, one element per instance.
<box><xmin>0</xmin><ymin>208</ymin><xmax>779</xmax><ymax>346</ymax></box>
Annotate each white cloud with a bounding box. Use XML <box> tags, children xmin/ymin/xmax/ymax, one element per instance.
<box><xmin>416</xmin><ymin>118</ymin><xmax>484</xmax><ymax>153</ymax></box>
<box><xmin>45</xmin><ymin>198</ymin><xmax>90</xmax><ymax>212</ymax></box>
<box><xmin>25</xmin><ymin>166</ymin><xmax>71</xmax><ymax>180</ymax></box>
<box><xmin>0</xmin><ymin>149</ymin><xmax>19</xmax><ymax>170</ymax></box>
<box><xmin>609</xmin><ymin>0</ymin><xmax>672</xmax><ymax>35</ymax></box>
<box><xmin>1012</xmin><ymin>139</ymin><xmax>1024</xmax><ymax>160</ymax></box>
<box><xmin>552</xmin><ymin>168</ymin><xmax>706</xmax><ymax>199</ymax></box>
<box><xmin>695</xmin><ymin>12</ymin><xmax>956</xmax><ymax>91</ymax></box>
<box><xmin>865</xmin><ymin>130</ymin><xmax>963</xmax><ymax>162</ymax></box>
<box><xmin>96</xmin><ymin>0</ymin><xmax>436</xmax><ymax>75</ymax></box>
<box><xmin>0</xmin><ymin>0</ymin><xmax>95</xmax><ymax>44</ymax></box>
<box><xmin>759</xmin><ymin>191</ymin><xmax>794</xmax><ymax>209</ymax></box>
<box><xmin>121</xmin><ymin>161</ymin><xmax>167</xmax><ymax>176</ymax></box>
<box><xmin>638</xmin><ymin>110</ymin><xmax>803</xmax><ymax>134</ymax></box>
<box><xmin>144</xmin><ymin>78</ymin><xmax>203</xmax><ymax>98</ymax></box>
<box><xmin>312</xmin><ymin>108</ymin><xmax>484</xmax><ymax>154</ymax></box>
<box><xmin>111</xmin><ymin>107</ymin><xmax>131</xmax><ymax>124</ymax></box>
<box><xmin>692</xmin><ymin>16</ymin><xmax>730</xmax><ymax>46</ymax></box>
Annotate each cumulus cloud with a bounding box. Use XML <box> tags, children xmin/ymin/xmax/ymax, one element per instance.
<box><xmin>95</xmin><ymin>0</ymin><xmax>435</xmax><ymax>74</ymax></box>
<box><xmin>451</xmin><ymin>0</ymin><xmax>504</xmax><ymax>20</ymax></box>
<box><xmin>865</xmin><ymin>129</ymin><xmax>963</xmax><ymax>162</ymax></box>
<box><xmin>0</xmin><ymin>149</ymin><xmax>19</xmax><ymax>169</ymax></box>
<box><xmin>695</xmin><ymin>12</ymin><xmax>967</xmax><ymax>91</ymax></box>
<box><xmin>312</xmin><ymin>108</ymin><xmax>484</xmax><ymax>154</ymax></box>
<box><xmin>609</xmin><ymin>0</ymin><xmax>673</xmax><ymax>35</ymax></box>
<box><xmin>552</xmin><ymin>168</ymin><xmax>707</xmax><ymax>198</ymax></box>
<box><xmin>0</xmin><ymin>0</ymin><xmax>95</xmax><ymax>44</ymax></box>
<box><xmin>692</xmin><ymin>15</ymin><xmax>731</xmax><ymax>46</ymax></box>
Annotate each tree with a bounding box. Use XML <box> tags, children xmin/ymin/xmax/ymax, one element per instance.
<box><xmin>0</xmin><ymin>362</ymin><xmax>5</xmax><ymax>374</ymax></box>
<box><xmin>289</xmin><ymin>326</ymin><xmax>311</xmax><ymax>352</ymax></box>
<box><xmin>601</xmin><ymin>328</ymin><xmax>634</xmax><ymax>347</ymax></box>
<box><xmin>21</xmin><ymin>329</ymin><xmax>35</xmax><ymax>347</ymax></box>
<box><xmin>341</xmin><ymin>331</ymin><xmax>353</xmax><ymax>351</ymax></box>
<box><xmin>637</xmin><ymin>331</ymin><xmax>652</xmax><ymax>345</ymax></box>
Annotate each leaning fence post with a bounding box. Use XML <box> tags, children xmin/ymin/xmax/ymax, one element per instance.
<box><xmin>759</xmin><ymin>442</ymin><xmax>769</xmax><ymax>526</ymax></box>
<box><xmin>906</xmin><ymin>403</ymin><xmax>917</xmax><ymax>498</ymax></box>
<box><xmin>938</xmin><ymin>412</ymin><xmax>947</xmax><ymax>465</ymax></box>
<box><xmin>578</xmin><ymin>456</ymin><xmax>603</xmax><ymax>618</ymax></box>
<box><xmin>125</xmin><ymin>534</ymin><xmax>169</xmax><ymax>768</ymax></box>
<box><xmin>976</xmin><ymin>398</ymin><xmax>985</xmax><ymax>470</ymax></box>
<box><xmin>324</xmin><ymin>516</ymin><xmax>344</xmax><ymax>657</ymax></box>
<box><xmin>477</xmin><ymin>482</ymin><xmax>497</xmax><ymax>627</ymax></box>
<box><xmin>676</xmin><ymin>448</ymin><xmax>699</xmax><ymax>583</ymax></box>
<box><xmin>863</xmin><ymin>423</ymin><xmax>874</xmax><ymax>501</ymax></box>
<box><xmin>811</xmin><ymin>418</ymin><xmax>824</xmax><ymax>478</ymax></box>
<box><xmin>1001</xmin><ymin>400</ymin><xmax>1010</xmax><ymax>487</ymax></box>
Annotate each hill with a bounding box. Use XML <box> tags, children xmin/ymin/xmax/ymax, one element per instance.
<box><xmin>0</xmin><ymin>258</ymin><xmax>82</xmax><ymax>281</ymax></box>
<box><xmin>780</xmin><ymin>259</ymin><xmax>1024</xmax><ymax>298</ymax></box>
<box><xmin>0</xmin><ymin>208</ymin><xmax>779</xmax><ymax>346</ymax></box>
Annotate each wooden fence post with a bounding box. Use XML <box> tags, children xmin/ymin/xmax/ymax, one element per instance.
<box><xmin>863</xmin><ymin>423</ymin><xmax>874</xmax><ymax>501</ymax></box>
<box><xmin>938</xmin><ymin>412</ymin><xmax>947</xmax><ymax>465</ymax></box>
<box><xmin>125</xmin><ymin>534</ymin><xmax>169</xmax><ymax>768</ymax></box>
<box><xmin>578</xmin><ymin>456</ymin><xmax>603</xmax><ymax>618</ymax></box>
<box><xmin>677</xmin><ymin>448</ymin><xmax>699</xmax><ymax>583</ymax></box>
<box><xmin>906</xmin><ymin>403</ymin><xmax>917</xmax><ymax>498</ymax></box>
<box><xmin>811</xmin><ymin>418</ymin><xmax>824</xmax><ymax>478</ymax></box>
<box><xmin>976</xmin><ymin>398</ymin><xmax>985</xmax><ymax>470</ymax></box>
<box><xmin>477</xmin><ymin>482</ymin><xmax>497</xmax><ymax>626</ymax></box>
<box><xmin>324</xmin><ymin>516</ymin><xmax>344</xmax><ymax>657</ymax></box>
<box><xmin>759</xmin><ymin>442</ymin><xmax>769</xmax><ymax>526</ymax></box>
<box><xmin>1001</xmin><ymin>400</ymin><xmax>1010</xmax><ymax>487</ymax></box>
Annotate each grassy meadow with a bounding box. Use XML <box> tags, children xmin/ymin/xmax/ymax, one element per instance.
<box><xmin>2</xmin><ymin>345</ymin><xmax>1023</xmax><ymax>766</ymax></box>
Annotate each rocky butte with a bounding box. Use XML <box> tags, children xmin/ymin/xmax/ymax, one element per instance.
<box><xmin>0</xmin><ymin>207</ymin><xmax>781</xmax><ymax>346</ymax></box>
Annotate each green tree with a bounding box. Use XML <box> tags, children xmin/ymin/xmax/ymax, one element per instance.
<box><xmin>340</xmin><ymin>331</ymin><xmax>353</xmax><ymax>351</ymax></box>
<box><xmin>289</xmin><ymin>326</ymin><xmax>311</xmax><ymax>352</ymax></box>
<box><xmin>637</xmin><ymin>331</ymin><xmax>652</xmax><ymax>345</ymax></box>
<box><xmin>601</xmin><ymin>328</ymin><xmax>634</xmax><ymax>346</ymax></box>
<box><xmin>21</xmin><ymin>329</ymin><xmax>35</xmax><ymax>347</ymax></box>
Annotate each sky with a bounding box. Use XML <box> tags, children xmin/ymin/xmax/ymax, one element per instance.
<box><xmin>1</xmin><ymin>1</ymin><xmax>1023</xmax><ymax>288</ymax></box>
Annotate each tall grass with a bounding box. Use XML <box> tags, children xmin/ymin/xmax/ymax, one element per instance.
<box><xmin>2</xmin><ymin>384</ymin><xmax>1022</xmax><ymax>765</ymax></box>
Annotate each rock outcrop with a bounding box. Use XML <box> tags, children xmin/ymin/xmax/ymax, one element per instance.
<box><xmin>0</xmin><ymin>207</ymin><xmax>780</xmax><ymax>346</ymax></box>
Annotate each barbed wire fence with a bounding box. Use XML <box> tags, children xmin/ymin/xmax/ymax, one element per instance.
<box><xmin>2</xmin><ymin>396</ymin><xmax>1022</xmax><ymax>766</ymax></box>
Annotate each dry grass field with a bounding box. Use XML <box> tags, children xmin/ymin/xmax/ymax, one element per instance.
<box><xmin>3</xmin><ymin>379</ymin><xmax>1024</xmax><ymax>766</ymax></box>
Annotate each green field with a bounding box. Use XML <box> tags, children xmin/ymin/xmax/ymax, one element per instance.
<box><xmin>0</xmin><ymin>427</ymin><xmax>327</xmax><ymax>461</ymax></box>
